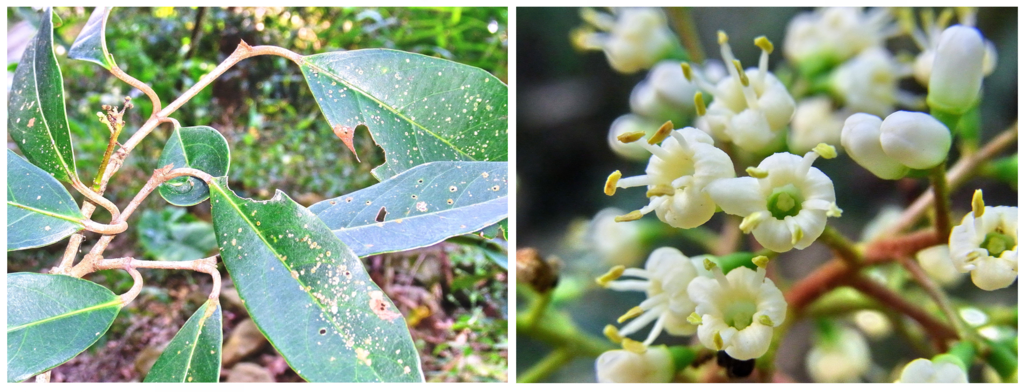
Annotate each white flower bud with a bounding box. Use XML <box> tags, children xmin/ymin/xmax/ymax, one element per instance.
<box><xmin>840</xmin><ymin>113</ymin><xmax>909</xmax><ymax>180</ymax></box>
<box><xmin>580</xmin><ymin>8</ymin><xmax>676</xmax><ymax>74</ymax></box>
<box><xmin>806</xmin><ymin>326</ymin><xmax>871</xmax><ymax>382</ymax></box>
<box><xmin>589</xmin><ymin>208</ymin><xmax>644</xmax><ymax>267</ymax></box>
<box><xmin>853</xmin><ymin>310</ymin><xmax>892</xmax><ymax>339</ymax></box>
<box><xmin>596</xmin><ymin>345</ymin><xmax>675</xmax><ymax>383</ymax></box>
<box><xmin>879</xmin><ymin>111</ymin><xmax>951</xmax><ymax>170</ymax></box>
<box><xmin>896</xmin><ymin>358</ymin><xmax>968</xmax><ymax>383</ymax></box>
<box><xmin>630</xmin><ymin>61</ymin><xmax>698</xmax><ymax>117</ymax></box>
<box><xmin>789</xmin><ymin>97</ymin><xmax>843</xmax><ymax>154</ymax></box>
<box><xmin>916</xmin><ymin>245</ymin><xmax>965</xmax><ymax>287</ymax></box>
<box><xmin>927</xmin><ymin>25</ymin><xmax>986</xmax><ymax>115</ymax></box>
<box><xmin>607</xmin><ymin>114</ymin><xmax>658</xmax><ymax>161</ymax></box>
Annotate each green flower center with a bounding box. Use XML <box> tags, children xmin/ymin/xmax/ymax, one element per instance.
<box><xmin>723</xmin><ymin>301</ymin><xmax>757</xmax><ymax>330</ymax></box>
<box><xmin>767</xmin><ymin>184</ymin><xmax>803</xmax><ymax>219</ymax></box>
<box><xmin>980</xmin><ymin>232</ymin><xmax>1015</xmax><ymax>256</ymax></box>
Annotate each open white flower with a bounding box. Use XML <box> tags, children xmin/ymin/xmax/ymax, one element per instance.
<box><xmin>596</xmin><ymin>344</ymin><xmax>675</xmax><ymax>383</ymax></box>
<box><xmin>896</xmin><ymin>358</ymin><xmax>968</xmax><ymax>383</ymax></box>
<box><xmin>783</xmin><ymin>7</ymin><xmax>895</xmax><ymax>72</ymax></box>
<box><xmin>597</xmin><ymin>247</ymin><xmax>707</xmax><ymax>344</ymax></box>
<box><xmin>832</xmin><ymin>47</ymin><xmax>917</xmax><ymax>117</ymax></box>
<box><xmin>630</xmin><ymin>60</ymin><xmax>698</xmax><ymax>119</ymax></box>
<box><xmin>916</xmin><ymin>244</ymin><xmax>965</xmax><ymax>287</ymax></box>
<box><xmin>688</xmin><ymin>259</ymin><xmax>786</xmax><ymax>360</ymax></box>
<box><xmin>706</xmin><ymin>146</ymin><xmax>841</xmax><ymax>253</ymax></box>
<box><xmin>949</xmin><ymin>190</ymin><xmax>1018</xmax><ymax>291</ymax></box>
<box><xmin>685</xmin><ymin>33</ymin><xmax>795</xmax><ymax>152</ymax></box>
<box><xmin>607</xmin><ymin>114</ymin><xmax>660</xmax><ymax>161</ymax></box>
<box><xmin>605</xmin><ymin>125</ymin><xmax>735</xmax><ymax>229</ymax></box>
<box><xmin>806</xmin><ymin>326</ymin><xmax>871</xmax><ymax>382</ymax></box>
<box><xmin>789</xmin><ymin>96</ymin><xmax>844</xmax><ymax>154</ymax></box>
<box><xmin>572</xmin><ymin>8</ymin><xmax>675</xmax><ymax>74</ymax></box>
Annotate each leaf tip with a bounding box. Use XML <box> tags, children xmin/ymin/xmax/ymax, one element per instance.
<box><xmin>332</xmin><ymin>124</ymin><xmax>359</xmax><ymax>161</ymax></box>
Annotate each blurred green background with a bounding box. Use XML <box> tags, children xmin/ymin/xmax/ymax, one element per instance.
<box><xmin>7</xmin><ymin>6</ymin><xmax>507</xmax><ymax>382</ymax></box>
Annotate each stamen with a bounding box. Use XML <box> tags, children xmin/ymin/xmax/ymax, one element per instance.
<box><xmin>752</xmin><ymin>255</ymin><xmax>769</xmax><ymax>269</ymax></box>
<box><xmin>596</xmin><ymin>265</ymin><xmax>626</xmax><ymax>287</ymax></box>
<box><xmin>638</xmin><ymin>293</ymin><xmax>668</xmax><ymax>310</ymax></box>
<box><xmin>687</xmin><ymin>312</ymin><xmax>703</xmax><ymax>325</ymax></box>
<box><xmin>604</xmin><ymin>325</ymin><xmax>623</xmax><ymax>344</ymax></box>
<box><xmin>713</xmin><ymin>331</ymin><xmax>725</xmax><ymax>350</ymax></box>
<box><xmin>622</xmin><ymin>338</ymin><xmax>647</xmax><ymax>354</ymax></box>
<box><xmin>619</xmin><ymin>304</ymin><xmax>666</xmax><ymax>336</ymax></box>
<box><xmin>731</xmin><ymin>59</ymin><xmax>760</xmax><ymax>109</ymax></box>
<box><xmin>670</xmin><ymin>175</ymin><xmax>694</xmax><ymax>189</ymax></box>
<box><xmin>827</xmin><ymin>203</ymin><xmax>843</xmax><ymax>218</ymax></box>
<box><xmin>620</xmin><ymin>268</ymin><xmax>651</xmax><ymax>279</ymax></box>
<box><xmin>718</xmin><ymin>30</ymin><xmax>729</xmax><ymax>45</ymax></box>
<box><xmin>708</xmin><ymin>259</ymin><xmax>731</xmax><ymax>288</ymax></box>
<box><xmin>972</xmin><ymin>189</ymin><xmax>985</xmax><ymax>218</ymax></box>
<box><xmin>643</xmin><ymin>313</ymin><xmax>668</xmax><ymax>346</ymax></box>
<box><xmin>639</xmin><ymin>142</ymin><xmax>675</xmax><ymax>161</ymax></box>
<box><xmin>746</xmin><ymin>166</ymin><xmax>768</xmax><ymax>179</ymax></box>
<box><xmin>754</xmin><ymin>36</ymin><xmax>774</xmax><ymax>54</ymax></box>
<box><xmin>812</xmin><ymin>143</ymin><xmax>838</xmax><ymax>159</ymax></box>
<box><xmin>694</xmin><ymin>91</ymin><xmax>707</xmax><ymax>116</ymax></box>
<box><xmin>754</xmin><ymin>36</ymin><xmax>773</xmax><ymax>86</ymax></box>
<box><xmin>616</xmin><ymin>131</ymin><xmax>646</xmax><ymax>144</ymax></box>
<box><xmin>758</xmin><ymin>315</ymin><xmax>774</xmax><ymax>327</ymax></box>
<box><xmin>617</xmin><ymin>306</ymin><xmax>644</xmax><ymax>323</ymax></box>
<box><xmin>920</xmin><ymin>8</ymin><xmax>935</xmax><ymax>34</ymax></box>
<box><xmin>648</xmin><ymin>120</ymin><xmax>674</xmax><ymax>145</ymax></box>
<box><xmin>791</xmin><ymin>225</ymin><xmax>804</xmax><ymax>246</ymax></box>
<box><xmin>936</xmin><ymin>8</ymin><xmax>954</xmax><ymax>30</ymax></box>
<box><xmin>799</xmin><ymin>150</ymin><xmax>820</xmax><ymax>177</ymax></box>
<box><xmin>739</xmin><ymin>211</ymin><xmax>765</xmax><ymax>233</ymax></box>
<box><xmin>646</xmin><ymin>184</ymin><xmax>675</xmax><ymax>198</ymax></box>
<box><xmin>604</xmin><ymin>171</ymin><xmax>621</xmax><ymax>196</ymax></box>
<box><xmin>618</xmin><ymin>175</ymin><xmax>654</xmax><ymax>188</ymax></box>
<box><xmin>732</xmin><ymin>59</ymin><xmax>750</xmax><ymax>87</ymax></box>
<box><xmin>680</xmin><ymin>62</ymin><xmax>693</xmax><ymax>81</ymax></box>
<box><xmin>639</xmin><ymin>197</ymin><xmax>667</xmax><ymax>215</ymax></box>
<box><xmin>956</xmin><ymin>7</ymin><xmax>976</xmax><ymax>27</ymax></box>
<box><xmin>703</xmin><ymin>258</ymin><xmax>718</xmax><ymax>271</ymax></box>
<box><xmin>606</xmin><ymin>280</ymin><xmax>651</xmax><ymax>292</ymax></box>
<box><xmin>614</xmin><ymin>210</ymin><xmax>644</xmax><ymax>222</ymax></box>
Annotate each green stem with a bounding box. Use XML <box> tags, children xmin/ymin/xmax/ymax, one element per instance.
<box><xmin>755</xmin><ymin>315</ymin><xmax>794</xmax><ymax>382</ymax></box>
<box><xmin>898</xmin><ymin>257</ymin><xmax>974</xmax><ymax>342</ymax></box>
<box><xmin>516</xmin><ymin>317</ymin><xmax>615</xmax><ymax>358</ymax></box>
<box><xmin>818</xmin><ymin>225</ymin><xmax>862</xmax><ymax>267</ymax></box>
<box><xmin>665</xmin><ymin>7</ymin><xmax>704</xmax><ymax>63</ymax></box>
<box><xmin>929</xmin><ymin>164</ymin><xmax>952</xmax><ymax>240</ymax></box>
<box><xmin>983</xmin><ymin>339</ymin><xmax>1018</xmax><ymax>381</ymax></box>
<box><xmin>519</xmin><ymin>348</ymin><xmax>574</xmax><ymax>383</ymax></box>
<box><xmin>92</xmin><ymin>123</ymin><xmax>123</xmax><ymax>191</ymax></box>
<box><xmin>528</xmin><ymin>290</ymin><xmax>552</xmax><ymax>327</ymax></box>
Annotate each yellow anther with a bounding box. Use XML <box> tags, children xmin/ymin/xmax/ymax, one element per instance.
<box><xmin>758</xmin><ymin>315</ymin><xmax>775</xmax><ymax>327</ymax></box>
<box><xmin>604</xmin><ymin>170</ymin><xmax>622</xmax><ymax>196</ymax></box>
<box><xmin>717</xmin><ymin>30</ymin><xmax>729</xmax><ymax>45</ymax></box>
<box><xmin>754</xmin><ymin>36</ymin><xmax>774</xmax><ymax>54</ymax></box>
<box><xmin>897</xmin><ymin>8</ymin><xmax>916</xmax><ymax>34</ymax></box>
<box><xmin>966</xmin><ymin>250</ymin><xmax>983</xmax><ymax>262</ymax></box>
<box><xmin>752</xmin><ymin>255</ymin><xmax>769</xmax><ymax>269</ymax></box>
<box><xmin>826</xmin><ymin>203</ymin><xmax>843</xmax><ymax>218</ymax></box>
<box><xmin>618</xmin><ymin>306</ymin><xmax>644</xmax><ymax>324</ymax></box>
<box><xmin>739</xmin><ymin>212</ymin><xmax>764</xmax><ymax>233</ymax></box>
<box><xmin>703</xmin><ymin>258</ymin><xmax>718</xmax><ymax>272</ymax></box>
<box><xmin>646</xmin><ymin>184</ymin><xmax>675</xmax><ymax>198</ymax></box>
<box><xmin>616</xmin><ymin>131</ymin><xmax>646</xmax><ymax>144</ymax></box>
<box><xmin>972</xmin><ymin>189</ymin><xmax>985</xmax><ymax>218</ymax></box>
<box><xmin>648</xmin><ymin>120</ymin><xmax>674</xmax><ymax>145</ymax></box>
<box><xmin>614</xmin><ymin>210</ymin><xmax>644</xmax><ymax>223</ymax></box>
<box><xmin>791</xmin><ymin>225</ymin><xmax>804</xmax><ymax>246</ymax></box>
<box><xmin>604</xmin><ymin>324</ymin><xmax>624</xmax><ymax>344</ymax></box>
<box><xmin>687</xmin><ymin>312</ymin><xmax>703</xmax><ymax>325</ymax></box>
<box><xmin>622</xmin><ymin>338</ymin><xmax>647</xmax><ymax>354</ymax></box>
<box><xmin>732</xmin><ymin>59</ymin><xmax>749</xmax><ymax>87</ymax></box>
<box><xmin>746</xmin><ymin>166</ymin><xmax>768</xmax><ymax>179</ymax></box>
<box><xmin>680</xmin><ymin>62</ymin><xmax>693</xmax><ymax>81</ymax></box>
<box><xmin>596</xmin><ymin>265</ymin><xmax>626</xmax><ymax>287</ymax></box>
<box><xmin>713</xmin><ymin>331</ymin><xmax>724</xmax><ymax>350</ymax></box>
<box><xmin>936</xmin><ymin>8</ymin><xmax>954</xmax><ymax>29</ymax></box>
<box><xmin>813</xmin><ymin>143</ymin><xmax>838</xmax><ymax>159</ymax></box>
<box><xmin>694</xmin><ymin>91</ymin><xmax>707</xmax><ymax>117</ymax></box>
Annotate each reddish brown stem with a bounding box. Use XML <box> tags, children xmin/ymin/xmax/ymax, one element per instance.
<box><xmin>844</xmin><ymin>276</ymin><xmax>956</xmax><ymax>351</ymax></box>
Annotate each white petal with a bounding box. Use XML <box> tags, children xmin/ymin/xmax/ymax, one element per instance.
<box><xmin>705</xmin><ymin>177</ymin><xmax>765</xmax><ymax>217</ymax></box>
<box><xmin>724</xmin><ymin>323</ymin><xmax>773</xmax><ymax>360</ymax></box>
<box><xmin>841</xmin><ymin>113</ymin><xmax>909</xmax><ymax>180</ymax></box>
<box><xmin>791</xmin><ymin>210</ymin><xmax>828</xmax><ymax>249</ymax></box>
<box><xmin>752</xmin><ymin>218</ymin><xmax>797</xmax><ymax>253</ymax></box>
<box><xmin>970</xmin><ymin>256</ymin><xmax>1018</xmax><ymax>291</ymax></box>
<box><xmin>687</xmin><ymin>276</ymin><xmax>724</xmax><ymax>314</ymax></box>
<box><xmin>657</xmin><ymin>187</ymin><xmax>716</xmax><ymax>229</ymax></box>
<box><xmin>755</xmin><ymin>279</ymin><xmax>787</xmax><ymax>325</ymax></box>
<box><xmin>727</xmin><ymin>109</ymin><xmax>776</xmax><ymax>152</ymax></box>
<box><xmin>880</xmin><ymin>111</ymin><xmax>952</xmax><ymax>170</ymax></box>
<box><xmin>662</xmin><ymin>311</ymin><xmax>698</xmax><ymax>336</ymax></box>
<box><xmin>595</xmin><ymin>346</ymin><xmax>675</xmax><ymax>383</ymax></box>
<box><xmin>697</xmin><ymin>314</ymin><xmax>729</xmax><ymax>351</ymax></box>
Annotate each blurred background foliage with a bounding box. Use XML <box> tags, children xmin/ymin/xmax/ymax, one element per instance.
<box><xmin>7</xmin><ymin>6</ymin><xmax>507</xmax><ymax>382</ymax></box>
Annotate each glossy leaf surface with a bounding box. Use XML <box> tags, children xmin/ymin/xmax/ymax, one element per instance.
<box><xmin>209</xmin><ymin>178</ymin><xmax>423</xmax><ymax>382</ymax></box>
<box><xmin>8</xmin><ymin>8</ymin><xmax>77</xmax><ymax>182</ymax></box>
<box><xmin>145</xmin><ymin>301</ymin><xmax>222</xmax><ymax>382</ymax></box>
<box><xmin>310</xmin><ymin>161</ymin><xmax>508</xmax><ymax>256</ymax></box>
<box><xmin>7</xmin><ymin>150</ymin><xmax>84</xmax><ymax>251</ymax></box>
<box><xmin>67</xmin><ymin>6</ymin><xmax>115</xmax><ymax>70</ymax></box>
<box><xmin>301</xmin><ymin>49</ymin><xmax>508</xmax><ymax>179</ymax></box>
<box><xmin>157</xmin><ymin>126</ymin><xmax>231</xmax><ymax>206</ymax></box>
<box><xmin>7</xmin><ymin>273</ymin><xmax>121</xmax><ymax>382</ymax></box>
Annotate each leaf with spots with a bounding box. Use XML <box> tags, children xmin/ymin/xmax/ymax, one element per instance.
<box><xmin>7</xmin><ymin>150</ymin><xmax>85</xmax><ymax>251</ymax></box>
<box><xmin>145</xmin><ymin>300</ymin><xmax>222</xmax><ymax>382</ymax></box>
<box><xmin>209</xmin><ymin>177</ymin><xmax>423</xmax><ymax>382</ymax></box>
<box><xmin>157</xmin><ymin>125</ymin><xmax>231</xmax><ymax>206</ymax></box>
<box><xmin>67</xmin><ymin>6</ymin><xmax>116</xmax><ymax>70</ymax></box>
<box><xmin>309</xmin><ymin>161</ymin><xmax>508</xmax><ymax>256</ymax></box>
<box><xmin>8</xmin><ymin>8</ymin><xmax>77</xmax><ymax>182</ymax></box>
<box><xmin>300</xmin><ymin>49</ymin><xmax>508</xmax><ymax>180</ymax></box>
<box><xmin>7</xmin><ymin>272</ymin><xmax>122</xmax><ymax>382</ymax></box>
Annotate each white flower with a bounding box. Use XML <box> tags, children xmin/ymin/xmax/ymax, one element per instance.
<box><xmin>589</xmin><ymin>208</ymin><xmax>644</xmax><ymax>267</ymax></box>
<box><xmin>910</xmin><ymin>9</ymin><xmax>997</xmax><ymax>87</ymax></box>
<box><xmin>832</xmin><ymin>47</ymin><xmax>916</xmax><ymax>117</ymax></box>
<box><xmin>596</xmin><ymin>345</ymin><xmax>675</xmax><ymax>383</ymax></box>
<box><xmin>706</xmin><ymin>146</ymin><xmax>841</xmax><ymax>253</ymax></box>
<box><xmin>686</xmin><ymin>33</ymin><xmax>795</xmax><ymax>152</ymax></box>
<box><xmin>841</xmin><ymin>113</ymin><xmax>909</xmax><ymax>179</ymax></box>
<box><xmin>853</xmin><ymin>310</ymin><xmax>892</xmax><ymax>339</ymax></box>
<box><xmin>789</xmin><ymin>97</ymin><xmax>844</xmax><ymax>154</ymax></box>
<box><xmin>879</xmin><ymin>111</ymin><xmax>952</xmax><ymax>170</ymax></box>
<box><xmin>607</xmin><ymin>114</ymin><xmax>659</xmax><ymax>161</ymax></box>
<box><xmin>949</xmin><ymin>190</ymin><xmax>1018</xmax><ymax>291</ymax></box>
<box><xmin>927</xmin><ymin>25</ymin><xmax>986</xmax><ymax>115</ymax></box>
<box><xmin>597</xmin><ymin>247</ymin><xmax>707</xmax><ymax>344</ymax></box>
<box><xmin>630</xmin><ymin>60</ymin><xmax>698</xmax><ymax>119</ymax></box>
<box><xmin>806</xmin><ymin>326</ymin><xmax>871</xmax><ymax>382</ymax></box>
<box><xmin>688</xmin><ymin>260</ymin><xmax>786</xmax><ymax>360</ymax></box>
<box><xmin>606</xmin><ymin>126</ymin><xmax>735</xmax><ymax>229</ymax></box>
<box><xmin>783</xmin><ymin>7</ymin><xmax>894</xmax><ymax>71</ymax></box>
<box><xmin>573</xmin><ymin>8</ymin><xmax>675</xmax><ymax>74</ymax></box>
<box><xmin>896</xmin><ymin>358</ymin><xmax>968</xmax><ymax>383</ymax></box>
<box><xmin>916</xmin><ymin>245</ymin><xmax>965</xmax><ymax>287</ymax></box>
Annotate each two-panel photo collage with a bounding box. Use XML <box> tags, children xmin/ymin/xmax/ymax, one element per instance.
<box><xmin>2</xmin><ymin>5</ymin><xmax>1019</xmax><ymax>385</ymax></box>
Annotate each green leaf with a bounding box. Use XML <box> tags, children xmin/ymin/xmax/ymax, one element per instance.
<box><xmin>7</xmin><ymin>150</ymin><xmax>85</xmax><ymax>251</ymax></box>
<box><xmin>301</xmin><ymin>49</ymin><xmax>508</xmax><ymax>179</ymax></box>
<box><xmin>479</xmin><ymin>218</ymin><xmax>508</xmax><ymax>240</ymax></box>
<box><xmin>157</xmin><ymin>126</ymin><xmax>231</xmax><ymax>206</ymax></box>
<box><xmin>145</xmin><ymin>300</ymin><xmax>222</xmax><ymax>382</ymax></box>
<box><xmin>309</xmin><ymin>161</ymin><xmax>507</xmax><ymax>257</ymax></box>
<box><xmin>209</xmin><ymin>178</ymin><xmax>423</xmax><ymax>382</ymax></box>
<box><xmin>138</xmin><ymin>207</ymin><xmax>216</xmax><ymax>262</ymax></box>
<box><xmin>67</xmin><ymin>7</ymin><xmax>115</xmax><ymax>70</ymax></box>
<box><xmin>8</xmin><ymin>8</ymin><xmax>77</xmax><ymax>182</ymax></box>
<box><xmin>7</xmin><ymin>272</ymin><xmax>122</xmax><ymax>382</ymax></box>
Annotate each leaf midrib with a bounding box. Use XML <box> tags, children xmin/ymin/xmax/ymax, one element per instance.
<box><xmin>7</xmin><ymin>200</ymin><xmax>85</xmax><ymax>225</ymax></box>
<box><xmin>28</xmin><ymin>15</ymin><xmax>75</xmax><ymax>180</ymax></box>
<box><xmin>7</xmin><ymin>298</ymin><xmax>121</xmax><ymax>333</ymax></box>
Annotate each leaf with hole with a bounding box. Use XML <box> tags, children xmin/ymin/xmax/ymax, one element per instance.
<box><xmin>309</xmin><ymin>161</ymin><xmax>508</xmax><ymax>257</ymax></box>
<box><xmin>8</xmin><ymin>7</ymin><xmax>77</xmax><ymax>182</ymax></box>
<box><xmin>145</xmin><ymin>300</ymin><xmax>222</xmax><ymax>382</ymax></box>
<box><xmin>7</xmin><ymin>272</ymin><xmax>122</xmax><ymax>382</ymax></box>
<box><xmin>301</xmin><ymin>49</ymin><xmax>508</xmax><ymax>179</ymax></box>
<box><xmin>67</xmin><ymin>7</ymin><xmax>115</xmax><ymax>70</ymax></box>
<box><xmin>209</xmin><ymin>178</ymin><xmax>423</xmax><ymax>382</ymax></box>
<box><xmin>157</xmin><ymin>125</ymin><xmax>231</xmax><ymax>206</ymax></box>
<box><xmin>7</xmin><ymin>150</ymin><xmax>85</xmax><ymax>251</ymax></box>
